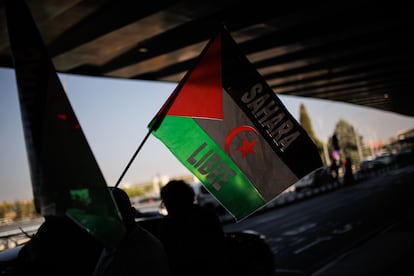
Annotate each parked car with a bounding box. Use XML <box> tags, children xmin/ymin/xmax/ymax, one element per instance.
<box><xmin>395</xmin><ymin>149</ymin><xmax>414</xmax><ymax>166</ymax></box>
<box><xmin>374</xmin><ymin>153</ymin><xmax>395</xmax><ymax>167</ymax></box>
<box><xmin>359</xmin><ymin>159</ymin><xmax>384</xmax><ymax>174</ymax></box>
<box><xmin>294</xmin><ymin>167</ymin><xmax>332</xmax><ymax>192</ymax></box>
<box><xmin>190</xmin><ymin>182</ymin><xmax>228</xmax><ymax>217</ymax></box>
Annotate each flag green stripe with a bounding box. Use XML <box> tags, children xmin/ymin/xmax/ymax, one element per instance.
<box><xmin>152</xmin><ymin>116</ymin><xmax>266</xmax><ymax>220</ymax></box>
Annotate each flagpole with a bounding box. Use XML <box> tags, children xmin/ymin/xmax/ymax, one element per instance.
<box><xmin>114</xmin><ymin>130</ymin><xmax>152</xmax><ymax>188</ymax></box>
<box><xmin>113</xmin><ymin>85</ymin><xmax>185</xmax><ymax>188</ymax></box>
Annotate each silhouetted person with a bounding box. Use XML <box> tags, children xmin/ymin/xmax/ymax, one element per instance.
<box><xmin>330</xmin><ymin>160</ymin><xmax>339</xmax><ymax>183</ymax></box>
<box><xmin>344</xmin><ymin>157</ymin><xmax>355</xmax><ymax>185</ymax></box>
<box><xmin>93</xmin><ymin>186</ymin><xmax>170</xmax><ymax>276</ymax></box>
<box><xmin>159</xmin><ymin>180</ymin><xmax>230</xmax><ymax>276</ymax></box>
<box><xmin>1</xmin><ymin>215</ymin><xmax>103</xmax><ymax>276</ymax></box>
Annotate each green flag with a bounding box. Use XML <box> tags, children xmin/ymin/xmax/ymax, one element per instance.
<box><xmin>149</xmin><ymin>28</ymin><xmax>323</xmax><ymax>221</ymax></box>
<box><xmin>6</xmin><ymin>0</ymin><xmax>125</xmax><ymax>248</ymax></box>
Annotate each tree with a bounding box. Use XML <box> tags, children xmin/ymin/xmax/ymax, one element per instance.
<box><xmin>0</xmin><ymin>200</ymin><xmax>37</xmax><ymax>221</ymax></box>
<box><xmin>299</xmin><ymin>103</ymin><xmax>326</xmax><ymax>165</ymax></box>
<box><xmin>331</xmin><ymin>119</ymin><xmax>365</xmax><ymax>166</ymax></box>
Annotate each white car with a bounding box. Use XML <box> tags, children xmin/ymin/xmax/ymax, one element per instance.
<box><xmin>294</xmin><ymin>167</ymin><xmax>332</xmax><ymax>192</ymax></box>
<box><xmin>190</xmin><ymin>182</ymin><xmax>227</xmax><ymax>217</ymax></box>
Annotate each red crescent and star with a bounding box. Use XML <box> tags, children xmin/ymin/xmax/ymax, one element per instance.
<box><xmin>225</xmin><ymin>125</ymin><xmax>258</xmax><ymax>158</ymax></box>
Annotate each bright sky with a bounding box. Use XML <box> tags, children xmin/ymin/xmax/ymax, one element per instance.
<box><xmin>1</xmin><ymin>67</ymin><xmax>413</xmax><ymax>201</ymax></box>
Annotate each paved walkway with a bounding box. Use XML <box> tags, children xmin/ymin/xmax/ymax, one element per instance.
<box><xmin>311</xmin><ymin>210</ymin><xmax>414</xmax><ymax>276</ymax></box>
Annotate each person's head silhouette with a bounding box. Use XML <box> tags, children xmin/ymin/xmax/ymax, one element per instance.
<box><xmin>109</xmin><ymin>186</ymin><xmax>136</xmax><ymax>230</ymax></box>
<box><xmin>160</xmin><ymin>180</ymin><xmax>195</xmax><ymax>217</ymax></box>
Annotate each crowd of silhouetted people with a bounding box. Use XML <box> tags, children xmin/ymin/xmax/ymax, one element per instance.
<box><xmin>1</xmin><ymin>180</ymin><xmax>275</xmax><ymax>276</ymax></box>
<box><xmin>1</xmin><ymin>186</ymin><xmax>171</xmax><ymax>276</ymax></box>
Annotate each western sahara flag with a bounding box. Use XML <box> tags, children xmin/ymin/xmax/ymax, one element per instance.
<box><xmin>6</xmin><ymin>0</ymin><xmax>125</xmax><ymax>248</ymax></box>
<box><xmin>150</xmin><ymin>28</ymin><xmax>323</xmax><ymax>221</ymax></box>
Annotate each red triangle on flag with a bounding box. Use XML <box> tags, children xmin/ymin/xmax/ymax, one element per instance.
<box><xmin>166</xmin><ymin>33</ymin><xmax>223</xmax><ymax>120</ymax></box>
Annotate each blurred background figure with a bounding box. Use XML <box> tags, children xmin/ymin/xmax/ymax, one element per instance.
<box><xmin>343</xmin><ymin>157</ymin><xmax>355</xmax><ymax>185</ymax></box>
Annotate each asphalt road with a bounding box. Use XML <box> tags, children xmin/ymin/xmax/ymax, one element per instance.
<box><xmin>223</xmin><ymin>165</ymin><xmax>414</xmax><ymax>275</ymax></box>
